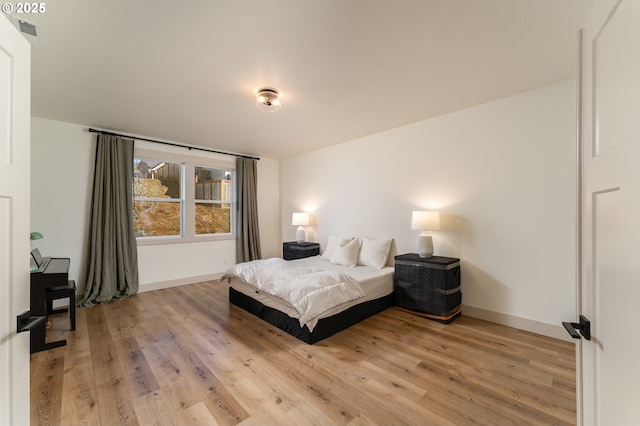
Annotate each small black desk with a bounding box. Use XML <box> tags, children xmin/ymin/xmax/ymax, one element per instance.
<box><xmin>30</xmin><ymin>257</ymin><xmax>72</xmax><ymax>353</ymax></box>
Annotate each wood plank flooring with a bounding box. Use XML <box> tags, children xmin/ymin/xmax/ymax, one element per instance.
<box><xmin>31</xmin><ymin>280</ymin><xmax>576</xmax><ymax>425</ymax></box>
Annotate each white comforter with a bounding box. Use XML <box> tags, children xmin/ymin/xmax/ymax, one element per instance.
<box><xmin>222</xmin><ymin>258</ymin><xmax>364</xmax><ymax>330</ymax></box>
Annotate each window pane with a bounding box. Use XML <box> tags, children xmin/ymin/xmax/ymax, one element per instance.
<box><xmin>134</xmin><ymin>159</ymin><xmax>182</xmax><ymax>199</ymax></box>
<box><xmin>195</xmin><ymin>203</ymin><xmax>231</xmax><ymax>235</ymax></box>
<box><xmin>134</xmin><ymin>159</ymin><xmax>183</xmax><ymax>238</ymax></box>
<box><xmin>195</xmin><ymin>167</ymin><xmax>232</xmax><ymax>201</ymax></box>
<box><xmin>134</xmin><ymin>201</ymin><xmax>182</xmax><ymax>237</ymax></box>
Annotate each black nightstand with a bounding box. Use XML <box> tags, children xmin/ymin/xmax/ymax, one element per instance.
<box><xmin>283</xmin><ymin>242</ymin><xmax>320</xmax><ymax>260</ymax></box>
<box><xmin>394</xmin><ymin>253</ymin><xmax>461</xmax><ymax>323</ymax></box>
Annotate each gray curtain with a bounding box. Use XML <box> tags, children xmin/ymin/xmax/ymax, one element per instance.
<box><xmin>80</xmin><ymin>134</ymin><xmax>139</xmax><ymax>306</ymax></box>
<box><xmin>235</xmin><ymin>157</ymin><xmax>262</xmax><ymax>262</ymax></box>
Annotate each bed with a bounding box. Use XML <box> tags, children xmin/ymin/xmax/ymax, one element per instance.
<box><xmin>223</xmin><ymin>237</ymin><xmax>395</xmax><ymax>344</ymax></box>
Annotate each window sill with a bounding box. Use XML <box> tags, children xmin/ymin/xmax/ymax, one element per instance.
<box><xmin>136</xmin><ymin>233</ymin><xmax>234</xmax><ymax>246</ymax></box>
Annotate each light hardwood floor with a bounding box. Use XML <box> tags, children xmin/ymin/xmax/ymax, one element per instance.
<box><xmin>31</xmin><ymin>280</ymin><xmax>576</xmax><ymax>425</ymax></box>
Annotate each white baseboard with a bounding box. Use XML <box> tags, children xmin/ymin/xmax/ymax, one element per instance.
<box><xmin>139</xmin><ymin>273</ymin><xmax>224</xmax><ymax>293</ymax></box>
<box><xmin>461</xmin><ymin>304</ymin><xmax>574</xmax><ymax>342</ymax></box>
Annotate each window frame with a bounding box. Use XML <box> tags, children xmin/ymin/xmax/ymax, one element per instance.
<box><xmin>134</xmin><ymin>147</ymin><xmax>235</xmax><ymax>246</ymax></box>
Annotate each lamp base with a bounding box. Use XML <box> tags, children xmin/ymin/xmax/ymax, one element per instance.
<box><xmin>296</xmin><ymin>226</ymin><xmax>306</xmax><ymax>244</ymax></box>
<box><xmin>417</xmin><ymin>234</ymin><xmax>434</xmax><ymax>258</ymax></box>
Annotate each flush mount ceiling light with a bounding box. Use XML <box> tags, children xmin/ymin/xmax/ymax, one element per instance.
<box><xmin>256</xmin><ymin>88</ymin><xmax>281</xmax><ymax>112</ymax></box>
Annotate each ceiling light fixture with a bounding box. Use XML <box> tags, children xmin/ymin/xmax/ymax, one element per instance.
<box><xmin>256</xmin><ymin>87</ymin><xmax>281</xmax><ymax>112</ymax></box>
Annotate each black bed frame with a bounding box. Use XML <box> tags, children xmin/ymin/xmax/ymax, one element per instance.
<box><xmin>229</xmin><ymin>287</ymin><xmax>394</xmax><ymax>344</ymax></box>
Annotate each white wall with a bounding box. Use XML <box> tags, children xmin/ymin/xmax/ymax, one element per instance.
<box><xmin>31</xmin><ymin>119</ymin><xmax>93</xmax><ymax>294</ymax></box>
<box><xmin>280</xmin><ymin>80</ymin><xmax>577</xmax><ymax>339</ymax></box>
<box><xmin>31</xmin><ymin>117</ymin><xmax>281</xmax><ymax>296</ymax></box>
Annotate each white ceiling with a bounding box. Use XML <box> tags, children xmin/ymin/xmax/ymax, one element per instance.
<box><xmin>20</xmin><ymin>0</ymin><xmax>592</xmax><ymax>159</ymax></box>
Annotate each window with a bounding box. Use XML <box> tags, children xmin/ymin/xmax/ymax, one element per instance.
<box><xmin>133</xmin><ymin>148</ymin><xmax>234</xmax><ymax>242</ymax></box>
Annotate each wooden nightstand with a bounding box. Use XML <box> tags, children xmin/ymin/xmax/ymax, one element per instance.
<box><xmin>283</xmin><ymin>242</ymin><xmax>320</xmax><ymax>260</ymax></box>
<box><xmin>394</xmin><ymin>253</ymin><xmax>461</xmax><ymax>323</ymax></box>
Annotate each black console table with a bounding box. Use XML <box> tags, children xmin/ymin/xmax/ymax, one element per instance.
<box><xmin>30</xmin><ymin>256</ymin><xmax>72</xmax><ymax>353</ymax></box>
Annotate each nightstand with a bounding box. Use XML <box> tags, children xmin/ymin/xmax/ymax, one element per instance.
<box><xmin>394</xmin><ymin>253</ymin><xmax>461</xmax><ymax>323</ymax></box>
<box><xmin>283</xmin><ymin>242</ymin><xmax>320</xmax><ymax>260</ymax></box>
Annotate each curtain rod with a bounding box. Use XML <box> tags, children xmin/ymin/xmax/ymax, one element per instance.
<box><xmin>88</xmin><ymin>128</ymin><xmax>260</xmax><ymax>161</ymax></box>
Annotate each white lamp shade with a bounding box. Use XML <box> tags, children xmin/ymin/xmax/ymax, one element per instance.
<box><xmin>292</xmin><ymin>212</ymin><xmax>310</xmax><ymax>226</ymax></box>
<box><xmin>411</xmin><ymin>211</ymin><xmax>440</xmax><ymax>231</ymax></box>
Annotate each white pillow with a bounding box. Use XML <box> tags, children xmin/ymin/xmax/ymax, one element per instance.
<box><xmin>322</xmin><ymin>235</ymin><xmax>351</xmax><ymax>261</ymax></box>
<box><xmin>357</xmin><ymin>237</ymin><xmax>392</xmax><ymax>269</ymax></box>
<box><xmin>329</xmin><ymin>238</ymin><xmax>361</xmax><ymax>267</ymax></box>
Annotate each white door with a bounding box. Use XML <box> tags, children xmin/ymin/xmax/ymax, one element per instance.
<box><xmin>578</xmin><ymin>0</ymin><xmax>640</xmax><ymax>424</ymax></box>
<box><xmin>0</xmin><ymin>13</ymin><xmax>31</xmax><ymax>426</ymax></box>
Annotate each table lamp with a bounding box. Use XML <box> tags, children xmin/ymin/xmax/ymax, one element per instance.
<box><xmin>411</xmin><ymin>211</ymin><xmax>440</xmax><ymax>258</ymax></box>
<box><xmin>292</xmin><ymin>213</ymin><xmax>309</xmax><ymax>244</ymax></box>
